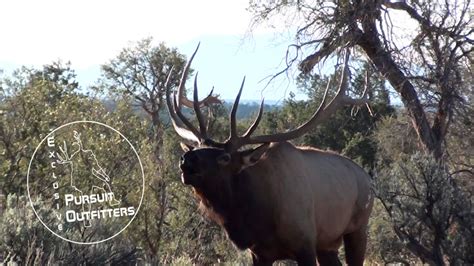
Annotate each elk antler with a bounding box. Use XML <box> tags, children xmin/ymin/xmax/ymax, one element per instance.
<box><xmin>179</xmin><ymin>86</ymin><xmax>221</xmax><ymax>108</ymax></box>
<box><xmin>165</xmin><ymin>43</ymin><xmax>221</xmax><ymax>144</ymax></box>
<box><xmin>222</xmin><ymin>49</ymin><xmax>369</xmax><ymax>151</ymax></box>
<box><xmin>174</xmin><ymin>43</ymin><xmax>221</xmax><ymax>109</ymax></box>
<box><xmin>167</xmin><ymin>47</ymin><xmax>370</xmax><ymax>152</ymax></box>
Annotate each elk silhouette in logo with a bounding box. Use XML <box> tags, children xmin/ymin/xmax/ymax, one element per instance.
<box><xmin>56</xmin><ymin>131</ymin><xmax>120</xmax><ymax>227</ymax></box>
<box><xmin>166</xmin><ymin>45</ymin><xmax>373</xmax><ymax>266</ymax></box>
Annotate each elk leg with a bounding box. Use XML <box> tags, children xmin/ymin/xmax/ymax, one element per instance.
<box><xmin>316</xmin><ymin>250</ymin><xmax>341</xmax><ymax>266</ymax></box>
<box><xmin>295</xmin><ymin>248</ymin><xmax>316</xmax><ymax>266</ymax></box>
<box><xmin>343</xmin><ymin>226</ymin><xmax>367</xmax><ymax>266</ymax></box>
<box><xmin>251</xmin><ymin>253</ymin><xmax>273</xmax><ymax>266</ymax></box>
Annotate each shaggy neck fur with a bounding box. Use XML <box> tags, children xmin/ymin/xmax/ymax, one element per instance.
<box><xmin>194</xmin><ymin>169</ymin><xmax>275</xmax><ymax>250</ymax></box>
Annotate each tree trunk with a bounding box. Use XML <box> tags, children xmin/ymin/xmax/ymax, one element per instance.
<box><xmin>354</xmin><ymin>26</ymin><xmax>443</xmax><ymax>159</ymax></box>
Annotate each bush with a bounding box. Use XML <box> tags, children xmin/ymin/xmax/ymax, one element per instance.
<box><xmin>374</xmin><ymin>153</ymin><xmax>474</xmax><ymax>265</ymax></box>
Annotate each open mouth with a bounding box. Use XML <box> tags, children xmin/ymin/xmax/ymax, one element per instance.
<box><xmin>181</xmin><ymin>172</ymin><xmax>201</xmax><ymax>186</ymax></box>
<box><xmin>181</xmin><ymin>173</ymin><xmax>189</xmax><ymax>185</ymax></box>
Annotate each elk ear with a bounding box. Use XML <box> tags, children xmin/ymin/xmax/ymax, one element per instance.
<box><xmin>241</xmin><ymin>143</ymin><xmax>270</xmax><ymax>168</ymax></box>
<box><xmin>180</xmin><ymin>142</ymin><xmax>195</xmax><ymax>152</ymax></box>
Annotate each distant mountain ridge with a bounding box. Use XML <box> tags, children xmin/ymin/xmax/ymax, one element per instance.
<box><xmin>102</xmin><ymin>97</ymin><xmax>281</xmax><ymax>122</ymax></box>
<box><xmin>222</xmin><ymin>99</ymin><xmax>283</xmax><ymax>106</ymax></box>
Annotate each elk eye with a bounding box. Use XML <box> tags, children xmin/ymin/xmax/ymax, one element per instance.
<box><xmin>217</xmin><ymin>153</ymin><xmax>231</xmax><ymax>166</ymax></box>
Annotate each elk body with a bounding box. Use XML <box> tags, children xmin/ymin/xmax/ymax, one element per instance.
<box><xmin>166</xmin><ymin>45</ymin><xmax>374</xmax><ymax>266</ymax></box>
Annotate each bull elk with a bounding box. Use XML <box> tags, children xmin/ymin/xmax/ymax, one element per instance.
<box><xmin>165</xmin><ymin>45</ymin><xmax>374</xmax><ymax>266</ymax></box>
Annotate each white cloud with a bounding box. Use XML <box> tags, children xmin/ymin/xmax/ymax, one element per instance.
<box><xmin>0</xmin><ymin>0</ymin><xmax>256</xmax><ymax>68</ymax></box>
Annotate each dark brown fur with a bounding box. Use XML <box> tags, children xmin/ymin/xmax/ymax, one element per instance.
<box><xmin>168</xmin><ymin>46</ymin><xmax>373</xmax><ymax>265</ymax></box>
<box><xmin>180</xmin><ymin>142</ymin><xmax>373</xmax><ymax>265</ymax></box>
<box><xmin>194</xmin><ymin>168</ymin><xmax>277</xmax><ymax>250</ymax></box>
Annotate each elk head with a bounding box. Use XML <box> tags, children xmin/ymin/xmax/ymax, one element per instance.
<box><xmin>165</xmin><ymin>44</ymin><xmax>369</xmax><ymax>196</ymax></box>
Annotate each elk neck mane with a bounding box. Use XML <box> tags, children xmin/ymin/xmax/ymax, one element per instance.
<box><xmin>192</xmin><ymin>152</ymin><xmax>279</xmax><ymax>250</ymax></box>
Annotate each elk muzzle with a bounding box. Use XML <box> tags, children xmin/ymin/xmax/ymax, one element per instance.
<box><xmin>180</xmin><ymin>152</ymin><xmax>199</xmax><ymax>185</ymax></box>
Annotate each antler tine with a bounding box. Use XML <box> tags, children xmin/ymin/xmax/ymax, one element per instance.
<box><xmin>205</xmin><ymin>87</ymin><xmax>216</xmax><ymax>129</ymax></box>
<box><xmin>172</xmin><ymin>92</ymin><xmax>202</xmax><ymax>142</ymax></box>
<box><xmin>229</xmin><ymin>77</ymin><xmax>245</xmax><ymax>141</ymax></box>
<box><xmin>164</xmin><ymin>65</ymin><xmax>175</xmax><ymax>89</ymax></box>
<box><xmin>165</xmin><ymin>68</ymin><xmax>201</xmax><ymax>143</ymax></box>
<box><xmin>177</xmin><ymin>46</ymin><xmax>221</xmax><ymax>110</ymax></box>
<box><xmin>177</xmin><ymin>42</ymin><xmax>200</xmax><ymax>107</ymax></box>
<box><xmin>316</xmin><ymin>77</ymin><xmax>332</xmax><ymax>114</ymax></box>
<box><xmin>245</xmin><ymin>76</ymin><xmax>332</xmax><ymax>145</ymax></box>
<box><xmin>180</xmin><ymin>87</ymin><xmax>222</xmax><ymax>108</ymax></box>
<box><xmin>204</xmin><ymin>87</ymin><xmax>221</xmax><ymax>106</ymax></box>
<box><xmin>193</xmin><ymin>72</ymin><xmax>208</xmax><ymax>138</ymax></box>
<box><xmin>208</xmin><ymin>87</ymin><xmax>214</xmax><ymax>99</ymax></box>
<box><xmin>243</xmin><ymin>98</ymin><xmax>265</xmax><ymax>138</ymax></box>
<box><xmin>324</xmin><ymin>49</ymin><xmax>369</xmax><ymax>109</ymax></box>
<box><xmin>365</xmin><ymin>69</ymin><xmax>369</xmax><ymax>96</ymax></box>
<box><xmin>361</xmin><ymin>69</ymin><xmax>370</xmax><ymax>103</ymax></box>
<box><xmin>363</xmin><ymin>69</ymin><xmax>374</xmax><ymax>116</ymax></box>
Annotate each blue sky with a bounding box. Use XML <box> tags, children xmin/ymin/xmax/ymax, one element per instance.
<box><xmin>174</xmin><ymin>34</ymin><xmax>303</xmax><ymax>102</ymax></box>
<box><xmin>0</xmin><ymin>0</ymin><xmax>306</xmax><ymax>102</ymax></box>
<box><xmin>0</xmin><ymin>0</ymin><xmax>414</xmax><ymax>104</ymax></box>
